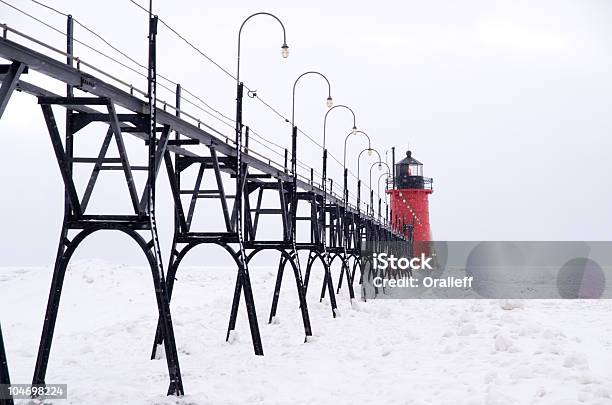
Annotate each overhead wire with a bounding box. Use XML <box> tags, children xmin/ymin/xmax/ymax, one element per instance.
<box><xmin>125</xmin><ymin>0</ymin><xmax>345</xmax><ymax>160</ymax></box>
<box><xmin>4</xmin><ymin>0</ymin><xmax>155</xmax><ymax>87</ymax></box>
<box><xmin>23</xmin><ymin>0</ymin><xmax>239</xmax><ymax>138</ymax></box>
<box><xmin>127</xmin><ymin>0</ymin><xmax>237</xmax><ymax>83</ymax></box>
<box><xmin>8</xmin><ymin>0</ymin><xmax>385</xmax><ymax>214</ymax></box>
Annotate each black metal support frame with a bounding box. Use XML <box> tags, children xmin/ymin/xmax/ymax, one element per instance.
<box><xmin>22</xmin><ymin>14</ymin><xmax>184</xmax><ymax>396</ymax></box>
<box><xmin>0</xmin><ymin>15</ymin><xmax>413</xmax><ymax>397</ymax></box>
<box><xmin>30</xmin><ymin>95</ymin><xmax>184</xmax><ymax>395</ymax></box>
<box><xmin>149</xmin><ymin>139</ymin><xmax>271</xmax><ymax>357</ymax></box>
<box><xmin>0</xmin><ymin>61</ymin><xmax>26</xmax><ymax>119</ymax></box>
<box><xmin>0</xmin><ymin>323</ymin><xmax>13</xmax><ymax>405</ymax></box>
<box><xmin>150</xmin><ymin>84</ymin><xmax>315</xmax><ymax>359</ymax></box>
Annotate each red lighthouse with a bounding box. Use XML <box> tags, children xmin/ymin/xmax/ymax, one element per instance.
<box><xmin>387</xmin><ymin>150</ymin><xmax>433</xmax><ymax>241</ymax></box>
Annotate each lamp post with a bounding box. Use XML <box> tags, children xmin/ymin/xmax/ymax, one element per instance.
<box><xmin>324</xmin><ymin>105</ymin><xmax>355</xmax><ymax>203</ymax></box>
<box><xmin>322</xmin><ymin>105</ymin><xmax>356</xmax><ymax>273</ymax></box>
<box><xmin>342</xmin><ymin>130</ymin><xmax>371</xmax><ymax>205</ymax></box>
<box><xmin>237</xmin><ymin>12</ymin><xmax>288</xmax><ymax>84</ymax></box>
<box><xmin>358</xmin><ymin>148</ymin><xmax>380</xmax><ymax>187</ymax></box>
<box><xmin>292</xmin><ymin>71</ymin><xmax>332</xmax><ymax>128</ymax></box>
<box><xmin>236</xmin><ymin>13</ymin><xmax>288</xmax><ymax>146</ymax></box>
<box><xmin>369</xmin><ymin>161</ymin><xmax>391</xmax><ymax>217</ymax></box>
<box><xmin>378</xmin><ymin>170</ymin><xmax>390</xmax><ymax>200</ymax></box>
<box><xmin>235</xmin><ymin>12</ymin><xmax>288</xmax><ymax>241</ymax></box>
<box><xmin>322</xmin><ymin>104</ymin><xmax>355</xmax><ymax>207</ymax></box>
<box><xmin>291</xmin><ymin>71</ymin><xmax>333</xmax><ymax>181</ymax></box>
<box><xmin>291</xmin><ymin>71</ymin><xmax>333</xmax><ymax>246</ymax></box>
<box><xmin>378</xmin><ymin>171</ymin><xmax>390</xmax><ymax>224</ymax></box>
<box><xmin>324</xmin><ymin>104</ymin><xmax>356</xmax><ymax>150</ymax></box>
<box><xmin>355</xmin><ymin>147</ymin><xmax>380</xmax><ymax>213</ymax></box>
<box><xmin>344</xmin><ymin>131</ymin><xmax>371</xmax><ymax>174</ymax></box>
<box><xmin>369</xmin><ymin>161</ymin><xmax>391</xmax><ymax>195</ymax></box>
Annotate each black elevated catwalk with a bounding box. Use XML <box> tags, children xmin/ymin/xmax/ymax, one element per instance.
<box><xmin>0</xmin><ymin>13</ymin><xmax>411</xmax><ymax>398</ymax></box>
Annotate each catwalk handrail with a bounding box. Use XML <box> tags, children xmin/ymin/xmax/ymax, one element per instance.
<box><xmin>0</xmin><ymin>22</ymin><xmax>327</xmax><ymax>185</ymax></box>
<box><xmin>0</xmin><ymin>33</ymin><xmax>404</xmax><ymax>238</ymax></box>
<box><xmin>1</xmin><ymin>21</ymin><xmax>385</xmax><ymax>205</ymax></box>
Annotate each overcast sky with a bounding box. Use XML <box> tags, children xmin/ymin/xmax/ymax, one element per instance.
<box><xmin>0</xmin><ymin>0</ymin><xmax>611</xmax><ymax>266</ymax></box>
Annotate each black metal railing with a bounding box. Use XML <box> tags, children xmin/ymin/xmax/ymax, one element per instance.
<box><xmin>387</xmin><ymin>175</ymin><xmax>433</xmax><ymax>191</ymax></box>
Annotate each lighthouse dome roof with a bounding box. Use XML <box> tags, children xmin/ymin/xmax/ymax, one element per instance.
<box><xmin>397</xmin><ymin>150</ymin><xmax>422</xmax><ymax>166</ymax></box>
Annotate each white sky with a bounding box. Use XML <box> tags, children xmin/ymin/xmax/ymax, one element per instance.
<box><xmin>0</xmin><ymin>0</ymin><xmax>611</xmax><ymax>265</ymax></box>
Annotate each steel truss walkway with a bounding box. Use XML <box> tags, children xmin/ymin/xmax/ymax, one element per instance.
<box><xmin>0</xmin><ymin>13</ymin><xmax>411</xmax><ymax>397</ymax></box>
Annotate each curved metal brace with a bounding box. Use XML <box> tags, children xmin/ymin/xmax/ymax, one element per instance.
<box><xmin>150</xmin><ymin>240</ymin><xmax>264</xmax><ymax>356</ymax></box>
<box><xmin>33</xmin><ymin>225</ymin><xmax>184</xmax><ymax>396</ymax></box>
<box><xmin>303</xmin><ymin>249</ymin><xmax>327</xmax><ymax>289</ymax></box>
<box><xmin>325</xmin><ymin>252</ymin><xmax>355</xmax><ymax>300</ymax></box>
<box><xmin>301</xmin><ymin>249</ymin><xmax>337</xmax><ymax>317</ymax></box>
<box><xmin>336</xmin><ymin>253</ymin><xmax>360</xmax><ymax>292</ymax></box>
<box><xmin>244</xmin><ymin>247</ymin><xmax>312</xmax><ymax>338</ymax></box>
<box><xmin>350</xmin><ymin>255</ymin><xmax>363</xmax><ymax>285</ymax></box>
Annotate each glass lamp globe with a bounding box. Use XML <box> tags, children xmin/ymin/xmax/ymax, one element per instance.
<box><xmin>281</xmin><ymin>44</ymin><xmax>289</xmax><ymax>58</ymax></box>
<box><xmin>326</xmin><ymin>96</ymin><xmax>333</xmax><ymax>108</ymax></box>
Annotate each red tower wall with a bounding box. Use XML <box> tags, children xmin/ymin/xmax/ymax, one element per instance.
<box><xmin>387</xmin><ymin>188</ymin><xmax>433</xmax><ymax>241</ymax></box>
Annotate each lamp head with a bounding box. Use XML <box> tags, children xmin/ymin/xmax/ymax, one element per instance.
<box><xmin>281</xmin><ymin>44</ymin><xmax>289</xmax><ymax>58</ymax></box>
<box><xmin>326</xmin><ymin>96</ymin><xmax>333</xmax><ymax>108</ymax></box>
<box><xmin>351</xmin><ymin>125</ymin><xmax>357</xmax><ymax>134</ymax></box>
<box><xmin>368</xmin><ymin>148</ymin><xmax>373</xmax><ymax>156</ymax></box>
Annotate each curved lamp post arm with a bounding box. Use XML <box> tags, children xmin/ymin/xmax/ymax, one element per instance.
<box><xmin>357</xmin><ymin>147</ymin><xmax>381</xmax><ymax>181</ymax></box>
<box><xmin>378</xmin><ymin>172</ymin><xmax>390</xmax><ymax>225</ymax></box>
<box><xmin>292</xmin><ymin>71</ymin><xmax>332</xmax><ymax>128</ymax></box>
<box><xmin>369</xmin><ymin>160</ymin><xmax>391</xmax><ymax>191</ymax></box>
<box><xmin>344</xmin><ymin>130</ymin><xmax>371</xmax><ymax>172</ymax></box>
<box><xmin>378</xmin><ymin>171</ymin><xmax>391</xmax><ymax>199</ymax></box>
<box><xmin>355</xmin><ymin>147</ymin><xmax>381</xmax><ymax>214</ymax></box>
<box><xmin>342</xmin><ymin>129</ymin><xmax>369</xmax><ymax>206</ymax></box>
<box><xmin>368</xmin><ymin>160</ymin><xmax>390</xmax><ymax>217</ymax></box>
<box><xmin>324</xmin><ymin>104</ymin><xmax>356</xmax><ymax>150</ymax></box>
<box><xmin>237</xmin><ymin>12</ymin><xmax>288</xmax><ymax>83</ymax></box>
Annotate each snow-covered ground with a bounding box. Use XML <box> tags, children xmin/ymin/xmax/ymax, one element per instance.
<box><xmin>1</xmin><ymin>261</ymin><xmax>611</xmax><ymax>405</ymax></box>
